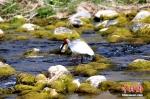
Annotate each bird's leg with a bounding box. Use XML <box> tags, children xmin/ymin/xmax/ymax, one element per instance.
<box><xmin>81</xmin><ymin>55</ymin><xmax>83</xmax><ymax>63</ymax></box>
<box><xmin>73</xmin><ymin>56</ymin><xmax>78</xmax><ymax>64</ymax></box>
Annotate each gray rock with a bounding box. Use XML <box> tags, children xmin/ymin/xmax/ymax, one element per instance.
<box><xmin>53</xmin><ymin>27</ymin><xmax>72</xmax><ymax>34</ymax></box>
<box><xmin>131</xmin><ymin>23</ymin><xmax>147</xmax><ymax>32</ymax></box>
<box><xmin>95</xmin><ymin>10</ymin><xmax>118</xmax><ymax>18</ymax></box>
<box><xmin>132</xmin><ymin>11</ymin><xmax>150</xmax><ymax>22</ymax></box>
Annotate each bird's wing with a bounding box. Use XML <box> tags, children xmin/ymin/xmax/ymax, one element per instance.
<box><xmin>70</xmin><ymin>40</ymin><xmax>94</xmax><ymax>55</ymax></box>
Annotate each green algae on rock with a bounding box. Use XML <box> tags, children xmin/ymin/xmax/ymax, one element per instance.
<box><xmin>0</xmin><ymin>61</ymin><xmax>16</xmax><ymax>78</ymax></box>
<box><xmin>142</xmin><ymin>81</ymin><xmax>150</xmax><ymax>92</ymax></box>
<box><xmin>99</xmin><ymin>80</ymin><xmax>116</xmax><ymax>91</ymax></box>
<box><xmin>125</xmin><ymin>59</ymin><xmax>150</xmax><ymax>71</ymax></box>
<box><xmin>16</xmin><ymin>73</ymin><xmax>36</xmax><ymax>85</ymax></box>
<box><xmin>77</xmin><ymin>83</ymin><xmax>99</xmax><ymax>94</ymax></box>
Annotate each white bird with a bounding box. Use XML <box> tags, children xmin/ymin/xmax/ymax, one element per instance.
<box><xmin>60</xmin><ymin>39</ymin><xmax>94</xmax><ymax>63</ymax></box>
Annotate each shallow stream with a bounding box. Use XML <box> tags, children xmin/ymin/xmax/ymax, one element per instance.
<box><xmin>0</xmin><ymin>32</ymin><xmax>150</xmax><ymax>99</ymax></box>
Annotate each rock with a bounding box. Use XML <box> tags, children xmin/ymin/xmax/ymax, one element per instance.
<box><xmin>131</xmin><ymin>23</ymin><xmax>147</xmax><ymax>32</ymax></box>
<box><xmin>35</xmin><ymin>74</ymin><xmax>47</xmax><ymax>82</ymax></box>
<box><xmin>94</xmin><ymin>10</ymin><xmax>118</xmax><ymax>22</ymax></box>
<box><xmin>133</xmin><ymin>59</ymin><xmax>148</xmax><ymax>62</ymax></box>
<box><xmin>142</xmin><ymin>81</ymin><xmax>150</xmax><ymax>92</ymax></box>
<box><xmin>125</xmin><ymin>59</ymin><xmax>150</xmax><ymax>71</ymax></box>
<box><xmin>16</xmin><ymin>73</ymin><xmax>35</xmax><ymax>85</ymax></box>
<box><xmin>77</xmin><ymin>83</ymin><xmax>99</xmax><ymax>94</ymax></box>
<box><xmin>47</xmin><ymin>65</ymin><xmax>69</xmax><ymax>83</ymax></box>
<box><xmin>21</xmin><ymin>23</ymin><xmax>40</xmax><ymax>31</ymax></box>
<box><xmin>68</xmin><ymin>19</ymin><xmax>83</xmax><ymax>27</ymax></box>
<box><xmin>0</xmin><ymin>29</ymin><xmax>4</xmax><ymax>34</ymax></box>
<box><xmin>95</xmin><ymin>20</ymin><xmax>117</xmax><ymax>30</ymax></box>
<box><xmin>72</xmin><ymin>79</ymin><xmax>81</xmax><ymax>87</ymax></box>
<box><xmin>0</xmin><ymin>61</ymin><xmax>16</xmax><ymax>78</ymax></box>
<box><xmin>0</xmin><ymin>17</ymin><xmax>4</xmax><ymax>22</ymax></box>
<box><xmin>13</xmin><ymin>15</ymin><xmax>25</xmax><ymax>19</ymax></box>
<box><xmin>132</xmin><ymin>10</ymin><xmax>150</xmax><ymax>22</ymax></box>
<box><xmin>23</xmin><ymin>48</ymin><xmax>42</xmax><ymax>58</ymax></box>
<box><xmin>86</xmin><ymin>75</ymin><xmax>106</xmax><ymax>88</ymax></box>
<box><xmin>99</xmin><ymin>80</ymin><xmax>116</xmax><ymax>91</ymax></box>
<box><xmin>53</xmin><ymin>27</ymin><xmax>72</xmax><ymax>34</ymax></box>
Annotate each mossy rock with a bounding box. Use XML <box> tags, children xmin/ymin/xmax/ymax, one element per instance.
<box><xmin>125</xmin><ymin>60</ymin><xmax>150</xmax><ymax>71</ymax></box>
<box><xmin>109</xmin><ymin>81</ymin><xmax>139</xmax><ymax>93</ymax></box>
<box><xmin>125</xmin><ymin>37</ymin><xmax>150</xmax><ymax>44</ymax></box>
<box><xmin>48</xmin><ymin>75</ymin><xmax>74</xmax><ymax>93</ymax></box>
<box><xmin>67</xmin><ymin>82</ymin><xmax>78</xmax><ymax>93</ymax></box>
<box><xmin>77</xmin><ymin>83</ymin><xmax>99</xmax><ymax>94</ymax></box>
<box><xmin>125</xmin><ymin>11</ymin><xmax>137</xmax><ymax>21</ymax></box>
<box><xmin>135</xmin><ymin>26</ymin><xmax>150</xmax><ymax>38</ymax></box>
<box><xmin>0</xmin><ymin>63</ymin><xmax>16</xmax><ymax>78</ymax></box>
<box><xmin>45</xmin><ymin>25</ymin><xmax>56</xmax><ymax>30</ymax></box>
<box><xmin>99</xmin><ymin>80</ymin><xmax>116</xmax><ymax>91</ymax></box>
<box><xmin>16</xmin><ymin>73</ymin><xmax>35</xmax><ymax>85</ymax></box>
<box><xmin>94</xmin><ymin>24</ymin><xmax>104</xmax><ymax>31</ymax></box>
<box><xmin>99</xmin><ymin>26</ymin><xmax>118</xmax><ymax>36</ymax></box>
<box><xmin>107</xmin><ymin>34</ymin><xmax>123</xmax><ymax>43</ymax></box>
<box><xmin>79</xmin><ymin>17</ymin><xmax>90</xmax><ymax>24</ymax></box>
<box><xmin>11</xmin><ymin>36</ymin><xmax>28</xmax><ymax>41</ymax></box>
<box><xmin>93</xmin><ymin>54</ymin><xmax>109</xmax><ymax>63</ymax></box>
<box><xmin>32</xmin><ymin>18</ymin><xmax>51</xmax><ymax>26</ymax></box>
<box><xmin>73</xmin><ymin>64</ymin><xmax>98</xmax><ymax>76</ymax></box>
<box><xmin>0</xmin><ymin>23</ymin><xmax>10</xmax><ymax>30</ymax></box>
<box><xmin>16</xmin><ymin>27</ymin><xmax>27</xmax><ymax>32</ymax></box>
<box><xmin>14</xmin><ymin>84</ymin><xmax>34</xmax><ymax>92</ymax></box>
<box><xmin>116</xmin><ymin>15</ymin><xmax>132</xmax><ymax>27</ymax></box>
<box><xmin>32</xmin><ymin>82</ymin><xmax>46</xmax><ymax>91</ymax></box>
<box><xmin>30</xmin><ymin>30</ymin><xmax>51</xmax><ymax>39</ymax></box>
<box><xmin>140</xmin><ymin>16</ymin><xmax>150</xmax><ymax>23</ymax></box>
<box><xmin>55</xmin><ymin>21</ymin><xmax>67</xmax><ymax>27</ymax></box>
<box><xmin>16</xmin><ymin>91</ymin><xmax>50</xmax><ymax>99</ymax></box>
<box><xmin>142</xmin><ymin>81</ymin><xmax>150</xmax><ymax>92</ymax></box>
<box><xmin>23</xmin><ymin>49</ymin><xmax>40</xmax><ymax>58</ymax></box>
<box><xmin>0</xmin><ymin>34</ymin><xmax>5</xmax><ymax>41</ymax></box>
<box><xmin>49</xmin><ymin>30</ymin><xmax>80</xmax><ymax>41</ymax></box>
<box><xmin>73</xmin><ymin>62</ymin><xmax>114</xmax><ymax>77</ymax></box>
<box><xmin>146</xmin><ymin>94</ymin><xmax>150</xmax><ymax>99</ymax></box>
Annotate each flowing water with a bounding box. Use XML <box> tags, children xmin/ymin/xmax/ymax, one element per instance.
<box><xmin>0</xmin><ymin>32</ymin><xmax>150</xmax><ymax>99</ymax></box>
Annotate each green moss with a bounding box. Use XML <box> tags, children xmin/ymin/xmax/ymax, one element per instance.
<box><xmin>79</xmin><ymin>17</ymin><xmax>90</xmax><ymax>24</ymax></box>
<box><xmin>135</xmin><ymin>26</ymin><xmax>150</xmax><ymax>38</ymax></box>
<box><xmin>16</xmin><ymin>73</ymin><xmax>35</xmax><ymax>85</ymax></box>
<box><xmin>125</xmin><ymin>37</ymin><xmax>150</xmax><ymax>44</ymax></box>
<box><xmin>32</xmin><ymin>18</ymin><xmax>51</xmax><ymax>26</ymax></box>
<box><xmin>49</xmin><ymin>30</ymin><xmax>80</xmax><ymax>41</ymax></box>
<box><xmin>16</xmin><ymin>91</ymin><xmax>49</xmax><ymax>99</ymax></box>
<box><xmin>32</xmin><ymin>82</ymin><xmax>46</xmax><ymax>91</ymax></box>
<box><xmin>140</xmin><ymin>16</ymin><xmax>150</xmax><ymax>23</ymax></box>
<box><xmin>125</xmin><ymin>11</ymin><xmax>137</xmax><ymax>21</ymax></box>
<box><xmin>55</xmin><ymin>21</ymin><xmax>67</xmax><ymax>27</ymax></box>
<box><xmin>31</xmin><ymin>30</ymin><xmax>50</xmax><ymax>39</ymax></box>
<box><xmin>45</xmin><ymin>25</ymin><xmax>56</xmax><ymax>30</ymax></box>
<box><xmin>146</xmin><ymin>94</ymin><xmax>150</xmax><ymax>99</ymax></box>
<box><xmin>125</xmin><ymin>60</ymin><xmax>150</xmax><ymax>71</ymax></box>
<box><xmin>0</xmin><ymin>34</ymin><xmax>5</xmax><ymax>41</ymax></box>
<box><xmin>16</xmin><ymin>27</ymin><xmax>27</xmax><ymax>32</ymax></box>
<box><xmin>93</xmin><ymin>54</ymin><xmax>109</xmax><ymax>63</ymax></box>
<box><xmin>67</xmin><ymin>82</ymin><xmax>78</xmax><ymax>93</ymax></box>
<box><xmin>0</xmin><ymin>64</ymin><xmax>16</xmax><ymax>78</ymax></box>
<box><xmin>73</xmin><ymin>61</ymin><xmax>114</xmax><ymax>77</ymax></box>
<box><xmin>11</xmin><ymin>36</ymin><xmax>28</xmax><ymax>41</ymax></box>
<box><xmin>116</xmin><ymin>15</ymin><xmax>132</xmax><ymax>27</ymax></box>
<box><xmin>107</xmin><ymin>34</ymin><xmax>123</xmax><ymax>43</ymax></box>
<box><xmin>142</xmin><ymin>81</ymin><xmax>150</xmax><ymax>92</ymax></box>
<box><xmin>99</xmin><ymin>80</ymin><xmax>116</xmax><ymax>91</ymax></box>
<box><xmin>112</xmin><ymin>28</ymin><xmax>133</xmax><ymax>37</ymax></box>
<box><xmin>14</xmin><ymin>84</ymin><xmax>33</xmax><ymax>92</ymax></box>
<box><xmin>0</xmin><ymin>23</ymin><xmax>10</xmax><ymax>30</ymax></box>
<box><xmin>84</xmin><ymin>23</ymin><xmax>94</xmax><ymax>28</ymax></box>
<box><xmin>77</xmin><ymin>83</ymin><xmax>99</xmax><ymax>94</ymax></box>
<box><xmin>23</xmin><ymin>49</ymin><xmax>38</xmax><ymax>58</ymax></box>
<box><xmin>49</xmin><ymin>75</ymin><xmax>74</xmax><ymax>93</ymax></box>
<box><xmin>94</xmin><ymin>24</ymin><xmax>104</xmax><ymax>31</ymax></box>
<box><xmin>99</xmin><ymin>26</ymin><xmax>118</xmax><ymax>36</ymax></box>
<box><xmin>109</xmin><ymin>81</ymin><xmax>139</xmax><ymax>93</ymax></box>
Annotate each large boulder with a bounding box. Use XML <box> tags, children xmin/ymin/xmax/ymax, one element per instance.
<box><xmin>86</xmin><ymin>75</ymin><xmax>106</xmax><ymax>88</ymax></box>
<box><xmin>132</xmin><ymin>10</ymin><xmax>150</xmax><ymax>22</ymax></box>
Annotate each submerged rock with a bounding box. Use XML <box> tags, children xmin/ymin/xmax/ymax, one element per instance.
<box><xmin>86</xmin><ymin>75</ymin><xmax>106</xmax><ymax>88</ymax></box>
<box><xmin>23</xmin><ymin>48</ymin><xmax>41</xmax><ymax>58</ymax></box>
